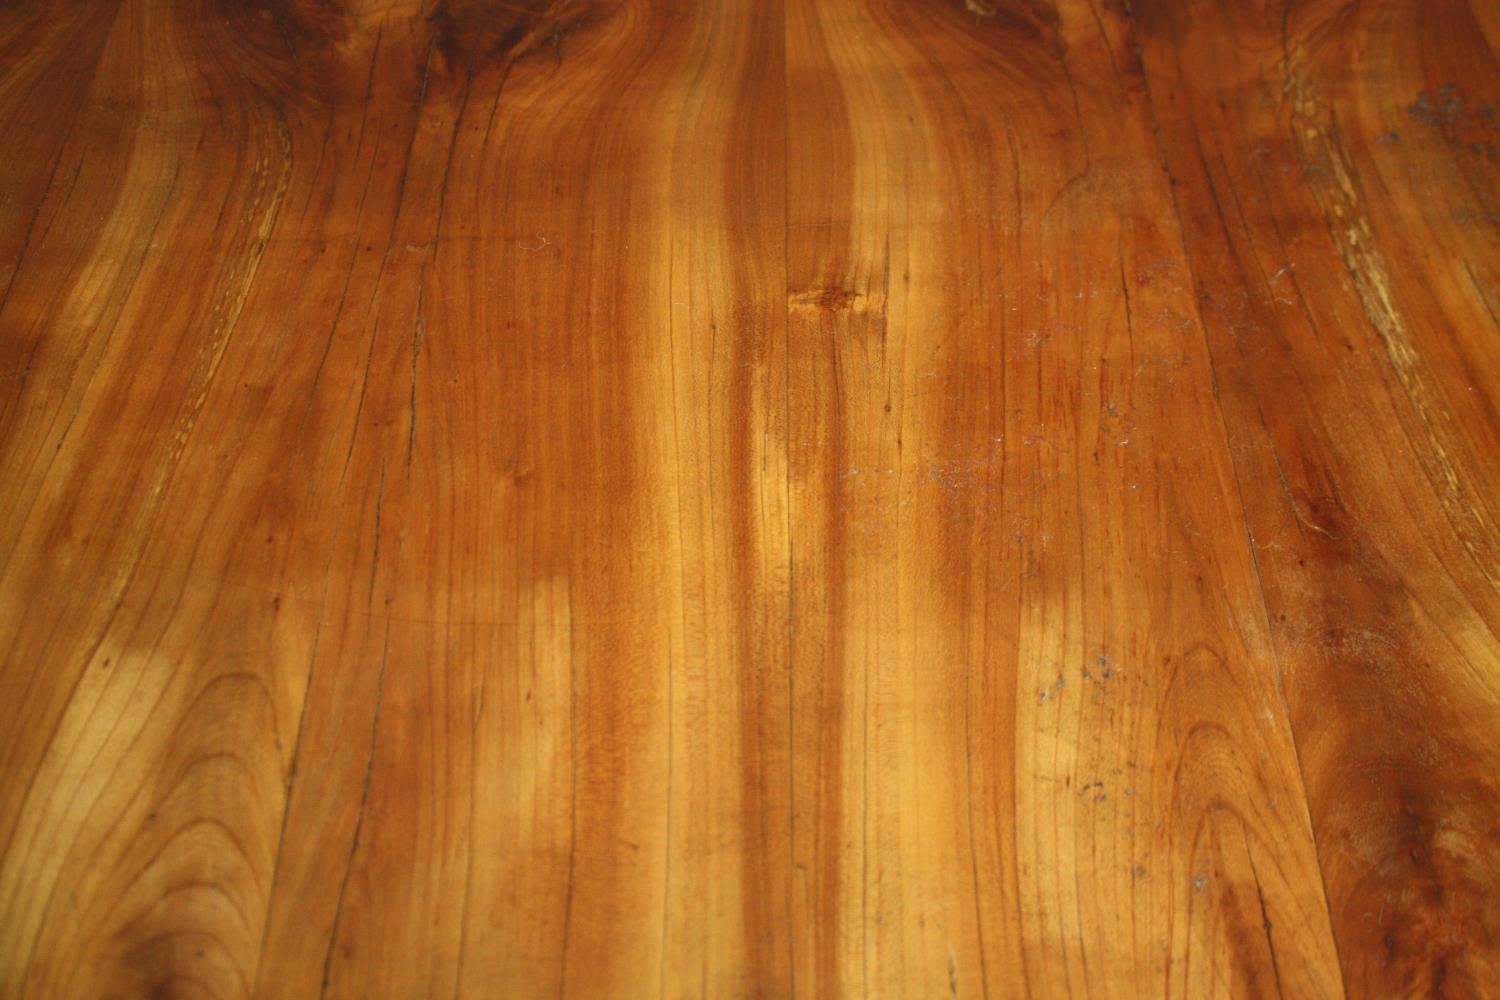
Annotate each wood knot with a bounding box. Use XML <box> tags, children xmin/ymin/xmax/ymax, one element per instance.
<box><xmin>431</xmin><ymin>0</ymin><xmax>592</xmax><ymax>74</ymax></box>
<box><xmin>788</xmin><ymin>286</ymin><xmax>885</xmax><ymax>316</ymax></box>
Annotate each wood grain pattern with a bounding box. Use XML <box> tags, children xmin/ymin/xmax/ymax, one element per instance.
<box><xmin>1</xmin><ymin>0</ymin><xmax>1497</xmax><ymax>996</ymax></box>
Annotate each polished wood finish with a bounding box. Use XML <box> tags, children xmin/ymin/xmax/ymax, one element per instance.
<box><xmin>3</xmin><ymin>0</ymin><xmax>1498</xmax><ymax>995</ymax></box>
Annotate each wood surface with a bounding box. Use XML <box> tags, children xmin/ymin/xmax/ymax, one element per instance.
<box><xmin>2</xmin><ymin>0</ymin><xmax>1499</xmax><ymax>995</ymax></box>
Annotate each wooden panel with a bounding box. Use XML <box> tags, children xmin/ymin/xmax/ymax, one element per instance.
<box><xmin>0</xmin><ymin>0</ymin><xmax>1496</xmax><ymax>996</ymax></box>
<box><xmin>1130</xmin><ymin>0</ymin><xmax>1500</xmax><ymax>993</ymax></box>
<box><xmin>783</xmin><ymin>1</ymin><xmax>1337</xmax><ymax>994</ymax></box>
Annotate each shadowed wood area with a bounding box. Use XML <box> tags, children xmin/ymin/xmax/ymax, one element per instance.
<box><xmin>1</xmin><ymin>0</ymin><xmax>1498</xmax><ymax>995</ymax></box>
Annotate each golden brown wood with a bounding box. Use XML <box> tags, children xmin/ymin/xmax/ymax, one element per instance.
<box><xmin>1</xmin><ymin>0</ymin><xmax>1497</xmax><ymax>996</ymax></box>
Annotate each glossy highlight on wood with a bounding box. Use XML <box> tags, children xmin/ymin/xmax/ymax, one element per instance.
<box><xmin>2</xmin><ymin>0</ymin><xmax>1499</xmax><ymax>996</ymax></box>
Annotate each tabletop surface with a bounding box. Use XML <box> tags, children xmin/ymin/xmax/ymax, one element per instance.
<box><xmin>2</xmin><ymin>0</ymin><xmax>1499</xmax><ymax>995</ymax></box>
